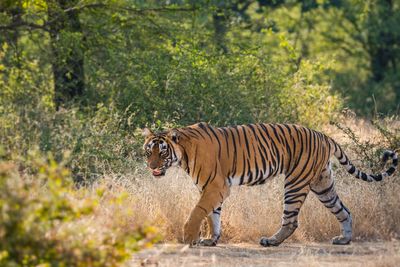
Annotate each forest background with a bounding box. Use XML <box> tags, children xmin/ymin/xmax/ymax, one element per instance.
<box><xmin>0</xmin><ymin>0</ymin><xmax>399</xmax><ymax>266</ymax></box>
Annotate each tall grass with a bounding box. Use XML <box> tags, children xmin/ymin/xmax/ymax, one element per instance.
<box><xmin>1</xmin><ymin>107</ymin><xmax>398</xmax><ymax>246</ymax></box>
<box><xmin>105</xmin><ymin>118</ymin><xmax>400</xmax><ymax>244</ymax></box>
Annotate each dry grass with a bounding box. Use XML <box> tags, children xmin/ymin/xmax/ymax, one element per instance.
<box><xmin>100</xmin><ymin>119</ymin><xmax>400</xmax><ymax>244</ymax></box>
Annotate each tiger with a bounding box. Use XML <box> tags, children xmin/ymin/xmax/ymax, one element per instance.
<box><xmin>142</xmin><ymin>122</ymin><xmax>398</xmax><ymax>247</ymax></box>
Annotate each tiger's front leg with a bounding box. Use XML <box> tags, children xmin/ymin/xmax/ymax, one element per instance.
<box><xmin>183</xmin><ymin>183</ymin><xmax>229</xmax><ymax>246</ymax></box>
<box><xmin>199</xmin><ymin>207</ymin><xmax>222</xmax><ymax>246</ymax></box>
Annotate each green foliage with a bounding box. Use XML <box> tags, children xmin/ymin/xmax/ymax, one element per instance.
<box><xmin>106</xmin><ymin>38</ymin><xmax>341</xmax><ymax>127</ymax></box>
<box><xmin>0</xmin><ymin>0</ymin><xmax>345</xmax><ymax>181</ymax></box>
<box><xmin>0</xmin><ymin>153</ymin><xmax>159</xmax><ymax>266</ymax></box>
<box><xmin>1</xmin><ymin>0</ymin><xmax>399</xmax><ymax>117</ymax></box>
<box><xmin>0</xmin><ymin>104</ymin><xmax>144</xmax><ymax>181</ymax></box>
<box><xmin>0</xmin><ymin>0</ymin><xmax>343</xmax><ymax>125</ymax></box>
<box><xmin>271</xmin><ymin>59</ymin><xmax>342</xmax><ymax>127</ymax></box>
<box><xmin>0</xmin><ymin>42</ymin><xmax>53</xmax><ymax>113</ymax></box>
<box><xmin>3</xmin><ymin>0</ymin><xmax>399</xmax><ymax>180</ymax></box>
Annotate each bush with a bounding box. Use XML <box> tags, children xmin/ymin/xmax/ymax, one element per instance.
<box><xmin>91</xmin><ymin>38</ymin><xmax>341</xmax><ymax>128</ymax></box>
<box><xmin>271</xmin><ymin>59</ymin><xmax>342</xmax><ymax>128</ymax></box>
<box><xmin>0</xmin><ymin>152</ymin><xmax>159</xmax><ymax>267</ymax></box>
<box><xmin>0</xmin><ymin>105</ymin><xmax>145</xmax><ymax>182</ymax></box>
<box><xmin>333</xmin><ymin>114</ymin><xmax>400</xmax><ymax>172</ymax></box>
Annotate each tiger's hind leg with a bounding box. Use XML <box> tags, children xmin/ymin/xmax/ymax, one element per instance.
<box><xmin>310</xmin><ymin>162</ymin><xmax>352</xmax><ymax>245</ymax></box>
<box><xmin>260</xmin><ymin>178</ymin><xmax>311</xmax><ymax>247</ymax></box>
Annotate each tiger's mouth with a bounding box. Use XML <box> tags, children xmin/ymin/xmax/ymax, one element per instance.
<box><xmin>152</xmin><ymin>168</ymin><xmax>166</xmax><ymax>177</ymax></box>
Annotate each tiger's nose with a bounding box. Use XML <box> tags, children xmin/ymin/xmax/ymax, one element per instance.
<box><xmin>148</xmin><ymin>161</ymin><xmax>158</xmax><ymax>170</ymax></box>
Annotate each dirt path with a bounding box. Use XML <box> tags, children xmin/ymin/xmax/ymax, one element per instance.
<box><xmin>131</xmin><ymin>241</ymin><xmax>400</xmax><ymax>267</ymax></box>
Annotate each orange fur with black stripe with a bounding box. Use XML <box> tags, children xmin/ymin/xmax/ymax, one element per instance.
<box><xmin>142</xmin><ymin>123</ymin><xmax>398</xmax><ymax>246</ymax></box>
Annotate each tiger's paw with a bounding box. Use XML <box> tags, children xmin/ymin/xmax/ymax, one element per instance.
<box><xmin>183</xmin><ymin>234</ymin><xmax>199</xmax><ymax>247</ymax></box>
<box><xmin>260</xmin><ymin>237</ymin><xmax>281</xmax><ymax>247</ymax></box>
<box><xmin>199</xmin><ymin>238</ymin><xmax>218</xmax><ymax>247</ymax></box>
<box><xmin>183</xmin><ymin>225</ymin><xmax>200</xmax><ymax>247</ymax></box>
<box><xmin>332</xmin><ymin>235</ymin><xmax>351</xmax><ymax>245</ymax></box>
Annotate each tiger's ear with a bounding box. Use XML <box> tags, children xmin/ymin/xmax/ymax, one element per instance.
<box><xmin>168</xmin><ymin>129</ymin><xmax>180</xmax><ymax>143</ymax></box>
<box><xmin>142</xmin><ymin>128</ymin><xmax>153</xmax><ymax>138</ymax></box>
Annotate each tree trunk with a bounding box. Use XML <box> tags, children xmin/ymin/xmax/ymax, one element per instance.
<box><xmin>368</xmin><ymin>0</ymin><xmax>395</xmax><ymax>82</ymax></box>
<box><xmin>213</xmin><ymin>9</ymin><xmax>228</xmax><ymax>53</ymax></box>
<box><xmin>47</xmin><ymin>0</ymin><xmax>84</xmax><ymax>109</ymax></box>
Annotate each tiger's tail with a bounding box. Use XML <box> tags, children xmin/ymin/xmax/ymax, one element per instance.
<box><xmin>333</xmin><ymin>142</ymin><xmax>398</xmax><ymax>182</ymax></box>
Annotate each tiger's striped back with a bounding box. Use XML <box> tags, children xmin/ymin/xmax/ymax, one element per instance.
<box><xmin>178</xmin><ymin>122</ymin><xmax>396</xmax><ymax>190</ymax></box>
<box><xmin>179</xmin><ymin>123</ymin><xmax>334</xmax><ymax>191</ymax></box>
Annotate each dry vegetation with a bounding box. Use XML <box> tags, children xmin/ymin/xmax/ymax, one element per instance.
<box><xmin>102</xmin><ymin>118</ymin><xmax>400</xmax><ymax>246</ymax></box>
<box><xmin>1</xmin><ymin>117</ymin><xmax>398</xmax><ymax>266</ymax></box>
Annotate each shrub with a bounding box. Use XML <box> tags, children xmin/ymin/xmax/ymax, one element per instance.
<box><xmin>0</xmin><ymin>105</ymin><xmax>144</xmax><ymax>182</ymax></box>
<box><xmin>333</xmin><ymin>114</ymin><xmax>400</xmax><ymax>172</ymax></box>
<box><xmin>0</xmin><ymin>152</ymin><xmax>159</xmax><ymax>267</ymax></box>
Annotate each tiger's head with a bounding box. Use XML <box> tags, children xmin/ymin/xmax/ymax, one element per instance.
<box><xmin>142</xmin><ymin>128</ymin><xmax>183</xmax><ymax>177</ymax></box>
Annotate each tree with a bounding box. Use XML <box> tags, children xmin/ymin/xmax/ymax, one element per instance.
<box><xmin>0</xmin><ymin>0</ymin><xmax>197</xmax><ymax>108</ymax></box>
<box><xmin>0</xmin><ymin>0</ymin><xmax>84</xmax><ymax>108</ymax></box>
<box><xmin>47</xmin><ymin>0</ymin><xmax>85</xmax><ymax>108</ymax></box>
<box><xmin>321</xmin><ymin>0</ymin><xmax>400</xmax><ymax>113</ymax></box>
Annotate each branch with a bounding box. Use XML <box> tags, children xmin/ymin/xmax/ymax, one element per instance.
<box><xmin>62</xmin><ymin>3</ymin><xmax>197</xmax><ymax>14</ymax></box>
<box><xmin>0</xmin><ymin>3</ymin><xmax>197</xmax><ymax>32</ymax></box>
<box><xmin>320</xmin><ymin>32</ymin><xmax>359</xmax><ymax>56</ymax></box>
<box><xmin>0</xmin><ymin>21</ymin><xmax>47</xmax><ymax>31</ymax></box>
<box><xmin>40</xmin><ymin>3</ymin><xmax>198</xmax><ymax>31</ymax></box>
<box><xmin>238</xmin><ymin>0</ymin><xmax>256</xmax><ymax>13</ymax></box>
